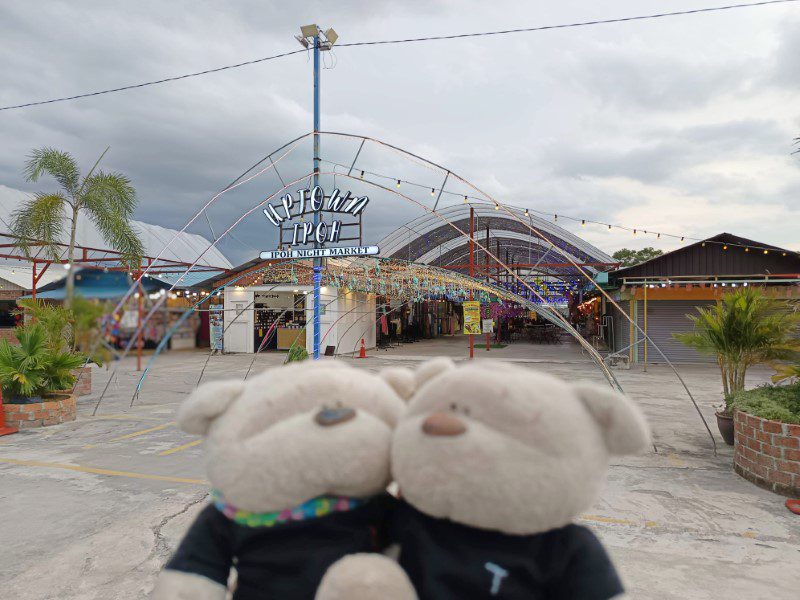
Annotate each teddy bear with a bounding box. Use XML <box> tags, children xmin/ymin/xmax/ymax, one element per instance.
<box><xmin>317</xmin><ymin>357</ymin><xmax>650</xmax><ymax>600</ymax></box>
<box><xmin>152</xmin><ymin>360</ymin><xmax>411</xmax><ymax>600</ymax></box>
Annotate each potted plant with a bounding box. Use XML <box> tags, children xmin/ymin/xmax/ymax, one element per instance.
<box><xmin>674</xmin><ymin>288</ymin><xmax>800</xmax><ymax>445</ymax></box>
<box><xmin>17</xmin><ymin>297</ymin><xmax>108</xmax><ymax>394</ymax></box>
<box><xmin>0</xmin><ymin>323</ymin><xmax>85</xmax><ymax>403</ymax></box>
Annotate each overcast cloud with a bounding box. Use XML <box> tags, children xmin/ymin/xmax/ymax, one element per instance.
<box><xmin>0</xmin><ymin>0</ymin><xmax>798</xmax><ymax>266</ymax></box>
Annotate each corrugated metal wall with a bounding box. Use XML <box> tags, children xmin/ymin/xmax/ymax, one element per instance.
<box><xmin>635</xmin><ymin>300</ymin><xmax>716</xmax><ymax>364</ymax></box>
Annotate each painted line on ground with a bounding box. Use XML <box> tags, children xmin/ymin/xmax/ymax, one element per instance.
<box><xmin>83</xmin><ymin>422</ymin><xmax>175</xmax><ymax>449</ymax></box>
<box><xmin>159</xmin><ymin>439</ymin><xmax>202</xmax><ymax>456</ymax></box>
<box><xmin>0</xmin><ymin>456</ymin><xmax>207</xmax><ymax>485</ymax></box>
<box><xmin>88</xmin><ymin>414</ymin><xmax>164</xmax><ymax>422</ymax></box>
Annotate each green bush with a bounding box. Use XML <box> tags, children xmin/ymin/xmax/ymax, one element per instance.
<box><xmin>731</xmin><ymin>383</ymin><xmax>800</xmax><ymax>424</ymax></box>
<box><xmin>284</xmin><ymin>345</ymin><xmax>309</xmax><ymax>364</ymax></box>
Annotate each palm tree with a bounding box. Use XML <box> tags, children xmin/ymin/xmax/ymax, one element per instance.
<box><xmin>674</xmin><ymin>287</ymin><xmax>800</xmax><ymax>412</ymax></box>
<box><xmin>11</xmin><ymin>147</ymin><xmax>144</xmax><ymax>308</ymax></box>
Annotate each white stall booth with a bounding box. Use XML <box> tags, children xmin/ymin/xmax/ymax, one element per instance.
<box><xmin>223</xmin><ymin>283</ymin><xmax>376</xmax><ymax>356</ymax></box>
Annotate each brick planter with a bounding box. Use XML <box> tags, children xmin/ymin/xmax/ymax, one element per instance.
<box><xmin>734</xmin><ymin>410</ymin><xmax>800</xmax><ymax>497</ymax></box>
<box><xmin>73</xmin><ymin>365</ymin><xmax>92</xmax><ymax>396</ymax></box>
<box><xmin>2</xmin><ymin>394</ymin><xmax>77</xmax><ymax>429</ymax></box>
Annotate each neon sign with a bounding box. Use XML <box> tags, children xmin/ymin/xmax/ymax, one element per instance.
<box><xmin>263</xmin><ymin>186</ymin><xmax>368</xmax><ymax>246</ymax></box>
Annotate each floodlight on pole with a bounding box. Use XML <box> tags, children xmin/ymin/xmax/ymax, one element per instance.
<box><xmin>297</xmin><ymin>23</ymin><xmax>337</xmax><ymax>360</ymax></box>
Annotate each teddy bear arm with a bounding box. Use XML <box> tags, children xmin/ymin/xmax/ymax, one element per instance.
<box><xmin>552</xmin><ymin>526</ymin><xmax>625</xmax><ymax>600</ymax></box>
<box><xmin>153</xmin><ymin>505</ymin><xmax>234</xmax><ymax>598</ymax></box>
<box><xmin>152</xmin><ymin>569</ymin><xmax>228</xmax><ymax>600</ymax></box>
<box><xmin>315</xmin><ymin>553</ymin><xmax>417</xmax><ymax>600</ymax></box>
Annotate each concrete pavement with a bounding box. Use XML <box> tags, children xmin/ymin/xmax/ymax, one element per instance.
<box><xmin>0</xmin><ymin>338</ymin><xmax>797</xmax><ymax>599</ymax></box>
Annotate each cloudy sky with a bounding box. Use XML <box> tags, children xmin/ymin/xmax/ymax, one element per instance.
<box><xmin>0</xmin><ymin>0</ymin><xmax>798</xmax><ymax>266</ymax></box>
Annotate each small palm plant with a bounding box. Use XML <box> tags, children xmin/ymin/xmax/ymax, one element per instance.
<box><xmin>0</xmin><ymin>323</ymin><xmax>86</xmax><ymax>401</ymax></box>
<box><xmin>0</xmin><ymin>324</ymin><xmax>47</xmax><ymax>400</ymax></box>
<box><xmin>12</xmin><ymin>147</ymin><xmax>144</xmax><ymax>308</ymax></box>
<box><xmin>675</xmin><ymin>288</ymin><xmax>800</xmax><ymax>414</ymax></box>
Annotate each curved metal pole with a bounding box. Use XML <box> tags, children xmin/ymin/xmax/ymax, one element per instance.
<box><xmin>325</xmin><ymin>130</ymin><xmax>712</xmax><ymax>452</ymax></box>
<box><xmin>322</xmin><ymin>175</ymin><xmax>623</xmax><ymax>393</ymax></box>
<box><xmin>196</xmin><ymin>279</ymin><xmax>298</xmax><ymax>386</ymax></box>
<box><xmin>244</xmin><ymin>288</ymin><xmax>347</xmax><ymax>379</ymax></box>
<box><xmin>117</xmin><ymin>260</ymin><xmax>310</xmax><ymax>410</ymax></box>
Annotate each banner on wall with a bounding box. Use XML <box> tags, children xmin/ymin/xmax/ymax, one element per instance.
<box><xmin>209</xmin><ymin>305</ymin><xmax>224</xmax><ymax>351</ymax></box>
<box><xmin>463</xmin><ymin>301</ymin><xmax>481</xmax><ymax>335</ymax></box>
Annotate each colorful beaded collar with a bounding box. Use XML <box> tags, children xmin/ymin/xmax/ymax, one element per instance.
<box><xmin>211</xmin><ymin>489</ymin><xmax>364</xmax><ymax>528</ymax></box>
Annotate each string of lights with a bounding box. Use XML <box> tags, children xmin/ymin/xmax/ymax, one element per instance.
<box><xmin>320</xmin><ymin>158</ymin><xmax>799</xmax><ymax>257</ymax></box>
<box><xmin>1</xmin><ymin>0</ymin><xmax>796</xmax><ymax>111</ymax></box>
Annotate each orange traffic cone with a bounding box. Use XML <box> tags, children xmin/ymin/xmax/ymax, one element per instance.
<box><xmin>0</xmin><ymin>389</ymin><xmax>18</xmax><ymax>437</ymax></box>
<box><xmin>357</xmin><ymin>339</ymin><xmax>367</xmax><ymax>359</ymax></box>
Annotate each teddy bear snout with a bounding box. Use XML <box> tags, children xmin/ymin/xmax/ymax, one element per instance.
<box><xmin>422</xmin><ymin>412</ymin><xmax>467</xmax><ymax>436</ymax></box>
<box><xmin>314</xmin><ymin>406</ymin><xmax>357</xmax><ymax>427</ymax></box>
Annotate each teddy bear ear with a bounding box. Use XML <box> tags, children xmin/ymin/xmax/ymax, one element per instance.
<box><xmin>380</xmin><ymin>368</ymin><xmax>416</xmax><ymax>401</ymax></box>
<box><xmin>572</xmin><ymin>382</ymin><xmax>651</xmax><ymax>455</ymax></box>
<box><xmin>177</xmin><ymin>379</ymin><xmax>246</xmax><ymax>436</ymax></box>
<box><xmin>415</xmin><ymin>357</ymin><xmax>457</xmax><ymax>389</ymax></box>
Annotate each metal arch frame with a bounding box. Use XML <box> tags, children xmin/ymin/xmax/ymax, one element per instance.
<box><xmin>102</xmin><ymin>130</ymin><xmax>711</xmax><ymax>453</ymax></box>
<box><xmin>378</xmin><ymin>204</ymin><xmax>613</xmax><ymax>275</ymax></box>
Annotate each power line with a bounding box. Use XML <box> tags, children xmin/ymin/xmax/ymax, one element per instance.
<box><xmin>0</xmin><ymin>49</ymin><xmax>306</xmax><ymax>111</ymax></box>
<box><xmin>337</xmin><ymin>0</ymin><xmax>798</xmax><ymax>47</ymax></box>
<box><xmin>1</xmin><ymin>0</ymin><xmax>796</xmax><ymax>112</ymax></box>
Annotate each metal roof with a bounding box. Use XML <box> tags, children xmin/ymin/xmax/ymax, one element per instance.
<box><xmin>0</xmin><ymin>264</ymin><xmax>64</xmax><ymax>290</ymax></box>
<box><xmin>377</xmin><ymin>204</ymin><xmax>615</xmax><ymax>279</ymax></box>
<box><xmin>0</xmin><ymin>185</ymin><xmax>232</xmax><ymax>270</ymax></box>
<box><xmin>611</xmin><ymin>233</ymin><xmax>800</xmax><ymax>281</ymax></box>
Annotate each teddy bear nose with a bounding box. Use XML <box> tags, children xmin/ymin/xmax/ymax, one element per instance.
<box><xmin>315</xmin><ymin>407</ymin><xmax>356</xmax><ymax>427</ymax></box>
<box><xmin>422</xmin><ymin>412</ymin><xmax>467</xmax><ymax>436</ymax></box>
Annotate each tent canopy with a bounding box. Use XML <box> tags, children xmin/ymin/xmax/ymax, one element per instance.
<box><xmin>0</xmin><ymin>185</ymin><xmax>232</xmax><ymax>272</ymax></box>
<box><xmin>23</xmin><ymin>268</ymin><xmax>168</xmax><ymax>300</ymax></box>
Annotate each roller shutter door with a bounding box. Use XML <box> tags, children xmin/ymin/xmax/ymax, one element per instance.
<box><xmin>610</xmin><ymin>302</ymin><xmax>632</xmax><ymax>355</ymax></box>
<box><xmin>636</xmin><ymin>300</ymin><xmax>716</xmax><ymax>364</ymax></box>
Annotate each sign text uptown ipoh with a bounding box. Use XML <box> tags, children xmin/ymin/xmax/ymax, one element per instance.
<box><xmin>259</xmin><ymin>186</ymin><xmax>379</xmax><ymax>260</ymax></box>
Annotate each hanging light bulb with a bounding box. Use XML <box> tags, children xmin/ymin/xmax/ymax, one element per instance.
<box><xmin>723</xmin><ymin>245</ymin><xmax>728</xmax><ymax>250</ymax></box>
<box><xmin>494</xmin><ymin>203</ymin><xmax>499</xmax><ymax>210</ymax></box>
<box><xmin>763</xmin><ymin>249</ymin><xmax>769</xmax><ymax>255</ymax></box>
<box><xmin>657</xmin><ymin>233</ymin><xmax>661</xmax><ymax>239</ymax></box>
<box><xmin>11</xmin><ymin>269</ymin><xmax>15</xmax><ymax>275</ymax></box>
<box><xmin>430</xmin><ymin>188</ymin><xmax>435</xmax><ymax>196</ymax></box>
<box><xmin>702</xmin><ymin>242</ymin><xmax>706</xmax><ymax>247</ymax></box>
<box><xmin>745</xmin><ymin>247</ymin><xmax>749</xmax><ymax>252</ymax></box>
<box><xmin>608</xmin><ymin>224</ymin><xmax>612</xmax><ymax>230</ymax></box>
<box><xmin>396</xmin><ymin>180</ymin><xmax>401</xmax><ymax>188</ymax></box>
<box><xmin>782</xmin><ymin>252</ymin><xmax>788</xmax><ymax>257</ymax></box>
<box><xmin>680</xmin><ymin>237</ymin><xmax>684</xmax><ymax>242</ymax></box>
<box><xmin>554</xmin><ymin>214</ymin><xmax>558</xmax><ymax>222</ymax></box>
<box><xmin>524</xmin><ymin>209</ymin><xmax>529</xmax><ymax>217</ymax></box>
<box><xmin>464</xmin><ymin>195</ymin><xmax>468</xmax><ymax>203</ymax></box>
<box><xmin>360</xmin><ymin>170</ymin><xmax>365</xmax><ymax>179</ymax></box>
<box><xmin>581</xmin><ymin>220</ymin><xmax>586</xmax><ymax>227</ymax></box>
<box><xmin>633</xmin><ymin>229</ymin><xmax>637</xmax><ymax>236</ymax></box>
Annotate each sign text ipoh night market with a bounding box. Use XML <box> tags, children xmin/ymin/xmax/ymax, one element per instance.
<box><xmin>259</xmin><ymin>186</ymin><xmax>379</xmax><ymax>260</ymax></box>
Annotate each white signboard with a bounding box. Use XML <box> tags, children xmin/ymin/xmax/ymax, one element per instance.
<box><xmin>482</xmin><ymin>319</ymin><xmax>494</xmax><ymax>334</ymax></box>
<box><xmin>260</xmin><ymin>246</ymin><xmax>379</xmax><ymax>260</ymax></box>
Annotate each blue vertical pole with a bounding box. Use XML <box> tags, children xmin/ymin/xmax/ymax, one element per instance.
<box><xmin>312</xmin><ymin>34</ymin><xmax>321</xmax><ymax>360</ymax></box>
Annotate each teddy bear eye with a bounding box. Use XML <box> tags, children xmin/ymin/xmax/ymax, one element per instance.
<box><xmin>450</xmin><ymin>403</ymin><xmax>457</xmax><ymax>412</ymax></box>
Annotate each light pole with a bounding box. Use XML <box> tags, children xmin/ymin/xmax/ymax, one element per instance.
<box><xmin>296</xmin><ymin>25</ymin><xmax>338</xmax><ymax>360</ymax></box>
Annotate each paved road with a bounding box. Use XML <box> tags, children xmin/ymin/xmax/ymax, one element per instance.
<box><xmin>1</xmin><ymin>339</ymin><xmax>797</xmax><ymax>599</ymax></box>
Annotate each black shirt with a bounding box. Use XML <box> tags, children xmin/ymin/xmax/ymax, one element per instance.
<box><xmin>393</xmin><ymin>500</ymin><xmax>624</xmax><ymax>600</ymax></box>
<box><xmin>166</xmin><ymin>493</ymin><xmax>396</xmax><ymax>600</ymax></box>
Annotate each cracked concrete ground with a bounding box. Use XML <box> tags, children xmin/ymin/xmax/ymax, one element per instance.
<box><xmin>0</xmin><ymin>337</ymin><xmax>798</xmax><ymax>599</ymax></box>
